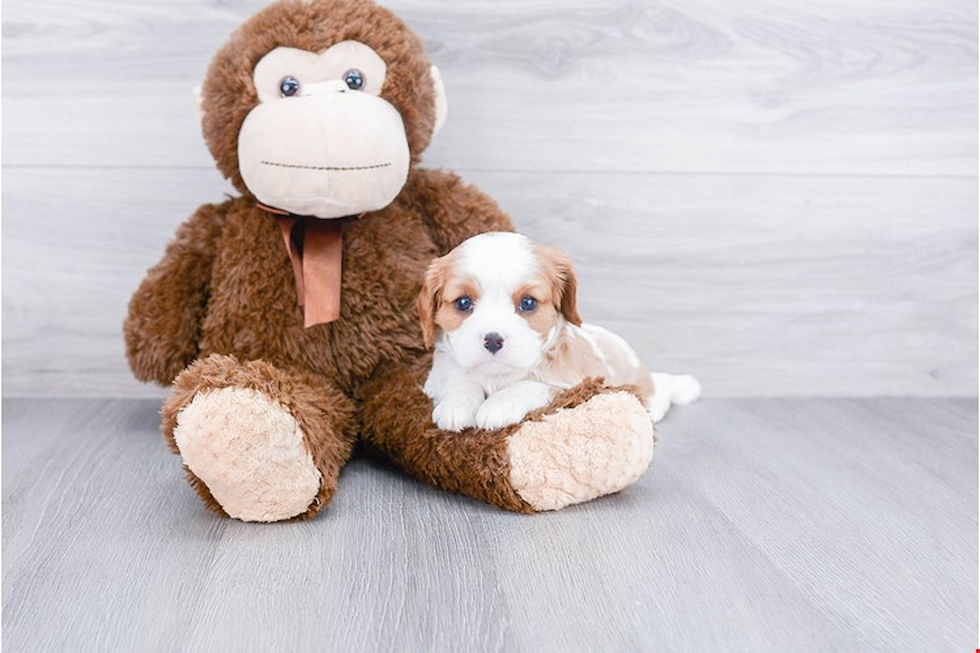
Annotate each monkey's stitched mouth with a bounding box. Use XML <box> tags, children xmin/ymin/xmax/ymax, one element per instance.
<box><xmin>260</xmin><ymin>160</ymin><xmax>392</xmax><ymax>171</ymax></box>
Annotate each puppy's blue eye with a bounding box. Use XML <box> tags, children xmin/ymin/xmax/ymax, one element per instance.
<box><xmin>454</xmin><ymin>296</ymin><xmax>473</xmax><ymax>312</ymax></box>
<box><xmin>519</xmin><ymin>296</ymin><xmax>538</xmax><ymax>313</ymax></box>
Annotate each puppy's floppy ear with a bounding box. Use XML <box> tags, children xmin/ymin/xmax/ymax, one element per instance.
<box><xmin>538</xmin><ymin>243</ymin><xmax>582</xmax><ymax>326</ymax></box>
<box><xmin>417</xmin><ymin>255</ymin><xmax>450</xmax><ymax>348</ymax></box>
<box><xmin>556</xmin><ymin>256</ymin><xmax>582</xmax><ymax>326</ymax></box>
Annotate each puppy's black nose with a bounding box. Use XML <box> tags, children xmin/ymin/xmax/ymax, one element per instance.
<box><xmin>483</xmin><ymin>332</ymin><xmax>504</xmax><ymax>354</ymax></box>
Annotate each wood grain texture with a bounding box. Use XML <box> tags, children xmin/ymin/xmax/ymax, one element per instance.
<box><xmin>3</xmin><ymin>398</ymin><xmax>976</xmax><ymax>651</ymax></box>
<box><xmin>1</xmin><ymin>0</ymin><xmax>977</xmax><ymax>397</ymax></box>
<box><xmin>3</xmin><ymin>167</ymin><xmax>975</xmax><ymax>398</ymax></box>
<box><xmin>2</xmin><ymin>0</ymin><xmax>976</xmax><ymax>175</ymax></box>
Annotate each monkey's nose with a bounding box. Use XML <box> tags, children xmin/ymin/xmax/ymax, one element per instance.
<box><xmin>483</xmin><ymin>332</ymin><xmax>504</xmax><ymax>354</ymax></box>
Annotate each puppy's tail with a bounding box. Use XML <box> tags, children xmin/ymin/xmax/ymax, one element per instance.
<box><xmin>647</xmin><ymin>373</ymin><xmax>701</xmax><ymax>423</ymax></box>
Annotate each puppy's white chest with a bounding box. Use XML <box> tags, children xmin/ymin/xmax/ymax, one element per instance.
<box><xmin>476</xmin><ymin>370</ymin><xmax>527</xmax><ymax>396</ymax></box>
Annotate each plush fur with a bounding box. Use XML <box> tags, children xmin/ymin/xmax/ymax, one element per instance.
<box><xmin>508</xmin><ymin>391</ymin><xmax>656</xmax><ymax>511</ymax></box>
<box><xmin>125</xmin><ymin>0</ymin><xmax>658</xmax><ymax>521</ymax></box>
<box><xmin>174</xmin><ymin>386</ymin><xmax>323</xmax><ymax>522</ymax></box>
<box><xmin>200</xmin><ymin>0</ymin><xmax>437</xmax><ymax>194</ymax></box>
<box><xmin>161</xmin><ymin>354</ymin><xmax>357</xmax><ymax>519</ymax></box>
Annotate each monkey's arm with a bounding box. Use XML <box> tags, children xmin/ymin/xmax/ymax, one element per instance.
<box><xmin>124</xmin><ymin>202</ymin><xmax>227</xmax><ymax>385</ymax></box>
<box><xmin>413</xmin><ymin>169</ymin><xmax>516</xmax><ymax>252</ymax></box>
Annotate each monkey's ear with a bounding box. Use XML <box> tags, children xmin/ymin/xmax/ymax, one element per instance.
<box><xmin>193</xmin><ymin>85</ymin><xmax>206</xmax><ymax>130</ymax></box>
<box><xmin>430</xmin><ymin>66</ymin><xmax>448</xmax><ymax>137</ymax></box>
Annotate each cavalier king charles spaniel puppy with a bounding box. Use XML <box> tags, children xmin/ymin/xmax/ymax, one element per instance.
<box><xmin>417</xmin><ymin>232</ymin><xmax>700</xmax><ymax>432</ymax></box>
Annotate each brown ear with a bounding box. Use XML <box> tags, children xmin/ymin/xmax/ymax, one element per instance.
<box><xmin>559</xmin><ymin>255</ymin><xmax>582</xmax><ymax>326</ymax></box>
<box><xmin>537</xmin><ymin>243</ymin><xmax>582</xmax><ymax>326</ymax></box>
<box><xmin>417</xmin><ymin>256</ymin><xmax>449</xmax><ymax>348</ymax></box>
<box><xmin>557</xmin><ymin>258</ymin><xmax>582</xmax><ymax>326</ymax></box>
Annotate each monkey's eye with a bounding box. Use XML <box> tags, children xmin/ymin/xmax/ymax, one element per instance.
<box><xmin>518</xmin><ymin>296</ymin><xmax>538</xmax><ymax>313</ymax></box>
<box><xmin>343</xmin><ymin>69</ymin><xmax>364</xmax><ymax>90</ymax></box>
<box><xmin>453</xmin><ymin>296</ymin><xmax>473</xmax><ymax>313</ymax></box>
<box><xmin>278</xmin><ymin>76</ymin><xmax>301</xmax><ymax>97</ymax></box>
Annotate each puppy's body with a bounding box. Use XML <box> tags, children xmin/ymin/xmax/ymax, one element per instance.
<box><xmin>418</xmin><ymin>232</ymin><xmax>699</xmax><ymax>431</ymax></box>
<box><xmin>532</xmin><ymin>323</ymin><xmax>653</xmax><ymax>395</ymax></box>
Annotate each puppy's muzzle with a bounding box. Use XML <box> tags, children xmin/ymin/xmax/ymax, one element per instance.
<box><xmin>483</xmin><ymin>332</ymin><xmax>504</xmax><ymax>354</ymax></box>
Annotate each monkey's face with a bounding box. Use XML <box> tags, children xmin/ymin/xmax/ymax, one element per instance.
<box><xmin>199</xmin><ymin>0</ymin><xmax>447</xmax><ymax>219</ymax></box>
<box><xmin>238</xmin><ymin>42</ymin><xmax>411</xmax><ymax>218</ymax></box>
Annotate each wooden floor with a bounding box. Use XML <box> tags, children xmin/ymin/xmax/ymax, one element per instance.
<box><xmin>3</xmin><ymin>397</ymin><xmax>975</xmax><ymax>651</ymax></box>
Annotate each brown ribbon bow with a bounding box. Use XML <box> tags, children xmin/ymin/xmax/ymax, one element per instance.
<box><xmin>259</xmin><ymin>202</ymin><xmax>359</xmax><ymax>328</ymax></box>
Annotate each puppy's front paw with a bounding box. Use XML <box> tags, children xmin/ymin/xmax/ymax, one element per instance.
<box><xmin>475</xmin><ymin>394</ymin><xmax>537</xmax><ymax>430</ymax></box>
<box><xmin>433</xmin><ymin>394</ymin><xmax>484</xmax><ymax>432</ymax></box>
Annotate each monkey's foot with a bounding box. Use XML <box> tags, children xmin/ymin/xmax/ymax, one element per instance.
<box><xmin>173</xmin><ymin>387</ymin><xmax>322</xmax><ymax>522</ymax></box>
<box><xmin>506</xmin><ymin>391</ymin><xmax>656</xmax><ymax>511</ymax></box>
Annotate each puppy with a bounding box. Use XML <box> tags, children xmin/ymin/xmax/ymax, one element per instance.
<box><xmin>416</xmin><ymin>232</ymin><xmax>700</xmax><ymax>432</ymax></box>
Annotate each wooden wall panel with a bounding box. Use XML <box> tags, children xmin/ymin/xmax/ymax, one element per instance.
<box><xmin>2</xmin><ymin>168</ymin><xmax>974</xmax><ymax>397</ymax></box>
<box><xmin>3</xmin><ymin>0</ymin><xmax>976</xmax><ymax>175</ymax></box>
<box><xmin>2</xmin><ymin>0</ymin><xmax>976</xmax><ymax>397</ymax></box>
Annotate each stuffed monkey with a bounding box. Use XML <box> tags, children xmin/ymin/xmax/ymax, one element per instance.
<box><xmin>124</xmin><ymin>0</ymin><xmax>655</xmax><ymax>522</ymax></box>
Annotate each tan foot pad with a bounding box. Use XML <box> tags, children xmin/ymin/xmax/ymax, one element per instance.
<box><xmin>507</xmin><ymin>392</ymin><xmax>655</xmax><ymax>511</ymax></box>
<box><xmin>174</xmin><ymin>387</ymin><xmax>321</xmax><ymax>522</ymax></box>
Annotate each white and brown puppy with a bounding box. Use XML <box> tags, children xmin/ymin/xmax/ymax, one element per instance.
<box><xmin>417</xmin><ymin>232</ymin><xmax>700</xmax><ymax>431</ymax></box>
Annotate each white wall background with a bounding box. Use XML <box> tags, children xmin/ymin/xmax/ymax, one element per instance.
<box><xmin>2</xmin><ymin>0</ymin><xmax>977</xmax><ymax>398</ymax></box>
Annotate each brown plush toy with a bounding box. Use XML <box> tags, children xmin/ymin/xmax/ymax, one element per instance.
<box><xmin>124</xmin><ymin>0</ymin><xmax>656</xmax><ymax>522</ymax></box>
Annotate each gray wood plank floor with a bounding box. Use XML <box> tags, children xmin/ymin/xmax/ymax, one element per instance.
<box><xmin>3</xmin><ymin>398</ymin><xmax>976</xmax><ymax>652</ymax></box>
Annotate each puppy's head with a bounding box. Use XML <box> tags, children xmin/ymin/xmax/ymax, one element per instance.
<box><xmin>417</xmin><ymin>232</ymin><xmax>581</xmax><ymax>374</ymax></box>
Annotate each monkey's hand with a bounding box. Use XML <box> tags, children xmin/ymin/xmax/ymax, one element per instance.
<box><xmin>124</xmin><ymin>202</ymin><xmax>227</xmax><ymax>385</ymax></box>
